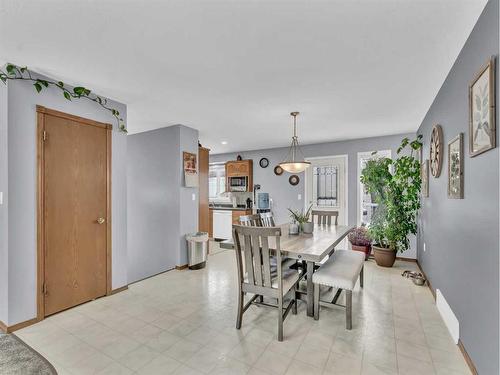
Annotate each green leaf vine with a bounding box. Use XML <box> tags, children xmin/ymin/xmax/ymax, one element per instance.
<box><xmin>0</xmin><ymin>63</ymin><xmax>126</xmax><ymax>133</ymax></box>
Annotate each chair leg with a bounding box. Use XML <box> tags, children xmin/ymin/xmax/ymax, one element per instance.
<box><xmin>314</xmin><ymin>283</ymin><xmax>320</xmax><ymax>321</ymax></box>
<box><xmin>278</xmin><ymin>295</ymin><xmax>284</xmax><ymax>341</ymax></box>
<box><xmin>360</xmin><ymin>266</ymin><xmax>364</xmax><ymax>288</ymax></box>
<box><xmin>292</xmin><ymin>290</ymin><xmax>298</xmax><ymax>315</ymax></box>
<box><xmin>236</xmin><ymin>291</ymin><xmax>244</xmax><ymax>329</ymax></box>
<box><xmin>346</xmin><ymin>290</ymin><xmax>352</xmax><ymax>330</ymax></box>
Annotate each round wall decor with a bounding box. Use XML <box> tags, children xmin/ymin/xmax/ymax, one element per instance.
<box><xmin>259</xmin><ymin>158</ymin><xmax>269</xmax><ymax>168</ymax></box>
<box><xmin>289</xmin><ymin>175</ymin><xmax>300</xmax><ymax>186</ymax></box>
<box><xmin>430</xmin><ymin>124</ymin><xmax>443</xmax><ymax>177</ymax></box>
<box><xmin>274</xmin><ymin>165</ymin><xmax>284</xmax><ymax>175</ymax></box>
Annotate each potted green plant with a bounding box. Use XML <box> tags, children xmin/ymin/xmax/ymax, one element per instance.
<box><xmin>348</xmin><ymin>226</ymin><xmax>372</xmax><ymax>260</ymax></box>
<box><xmin>360</xmin><ymin>136</ymin><xmax>422</xmax><ymax>267</ymax></box>
<box><xmin>288</xmin><ymin>205</ymin><xmax>313</xmax><ymax>234</ymax></box>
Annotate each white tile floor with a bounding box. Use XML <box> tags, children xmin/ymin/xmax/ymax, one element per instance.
<box><xmin>15</xmin><ymin>246</ymin><xmax>471</xmax><ymax>375</ymax></box>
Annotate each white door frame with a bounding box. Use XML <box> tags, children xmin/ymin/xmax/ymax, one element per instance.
<box><xmin>356</xmin><ymin>150</ymin><xmax>391</xmax><ymax>226</ymax></box>
<box><xmin>304</xmin><ymin>154</ymin><xmax>348</xmax><ymax>225</ymax></box>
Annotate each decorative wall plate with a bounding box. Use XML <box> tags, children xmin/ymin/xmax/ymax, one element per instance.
<box><xmin>274</xmin><ymin>165</ymin><xmax>284</xmax><ymax>175</ymax></box>
<box><xmin>430</xmin><ymin>124</ymin><xmax>443</xmax><ymax>177</ymax></box>
<box><xmin>259</xmin><ymin>158</ymin><xmax>269</xmax><ymax>168</ymax></box>
<box><xmin>289</xmin><ymin>175</ymin><xmax>300</xmax><ymax>186</ymax></box>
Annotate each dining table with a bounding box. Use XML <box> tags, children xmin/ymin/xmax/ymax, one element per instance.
<box><xmin>220</xmin><ymin>223</ymin><xmax>355</xmax><ymax>317</ymax></box>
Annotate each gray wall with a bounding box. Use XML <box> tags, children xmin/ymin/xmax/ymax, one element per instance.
<box><xmin>211</xmin><ymin>132</ymin><xmax>417</xmax><ymax>258</ymax></box>
<box><xmin>417</xmin><ymin>0</ymin><xmax>499</xmax><ymax>373</ymax></box>
<box><xmin>3</xmin><ymin>72</ymin><xmax>128</xmax><ymax>326</ymax></box>
<box><xmin>178</xmin><ymin>126</ymin><xmax>200</xmax><ymax>266</ymax></box>
<box><xmin>127</xmin><ymin>125</ymin><xmax>199</xmax><ymax>283</ymax></box>
<box><xmin>0</xmin><ymin>81</ymin><xmax>8</xmax><ymax>324</ymax></box>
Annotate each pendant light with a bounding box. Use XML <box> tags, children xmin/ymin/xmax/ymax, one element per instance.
<box><xmin>279</xmin><ymin>112</ymin><xmax>311</xmax><ymax>173</ymax></box>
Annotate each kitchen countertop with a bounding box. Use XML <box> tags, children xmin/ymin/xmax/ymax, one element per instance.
<box><xmin>209</xmin><ymin>206</ymin><xmax>250</xmax><ymax>211</ymax></box>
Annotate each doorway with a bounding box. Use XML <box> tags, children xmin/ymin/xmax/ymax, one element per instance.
<box><xmin>305</xmin><ymin>155</ymin><xmax>348</xmax><ymax>225</ymax></box>
<box><xmin>357</xmin><ymin>150</ymin><xmax>391</xmax><ymax>226</ymax></box>
<box><xmin>37</xmin><ymin>106</ymin><xmax>111</xmax><ymax>318</ymax></box>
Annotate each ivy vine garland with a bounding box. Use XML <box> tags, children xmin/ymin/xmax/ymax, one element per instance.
<box><xmin>0</xmin><ymin>63</ymin><xmax>126</xmax><ymax>132</ymax></box>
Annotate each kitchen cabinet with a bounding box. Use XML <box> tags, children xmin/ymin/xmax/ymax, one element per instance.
<box><xmin>232</xmin><ymin>210</ymin><xmax>252</xmax><ymax>223</ymax></box>
<box><xmin>226</xmin><ymin>160</ymin><xmax>253</xmax><ymax>192</ymax></box>
<box><xmin>209</xmin><ymin>209</ymin><xmax>213</xmax><ymax>238</ymax></box>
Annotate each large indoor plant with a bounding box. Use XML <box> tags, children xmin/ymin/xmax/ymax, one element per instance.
<box><xmin>360</xmin><ymin>136</ymin><xmax>422</xmax><ymax>267</ymax></box>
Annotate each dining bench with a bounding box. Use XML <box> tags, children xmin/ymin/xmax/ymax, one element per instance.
<box><xmin>312</xmin><ymin>249</ymin><xmax>365</xmax><ymax>329</ymax></box>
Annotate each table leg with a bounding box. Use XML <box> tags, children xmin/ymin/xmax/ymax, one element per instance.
<box><xmin>306</xmin><ymin>261</ymin><xmax>315</xmax><ymax>317</ymax></box>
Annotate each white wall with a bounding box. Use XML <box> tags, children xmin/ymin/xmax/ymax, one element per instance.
<box><xmin>4</xmin><ymin>73</ymin><xmax>127</xmax><ymax>326</ymax></box>
<box><xmin>0</xmin><ymin>81</ymin><xmax>8</xmax><ymax>325</ymax></box>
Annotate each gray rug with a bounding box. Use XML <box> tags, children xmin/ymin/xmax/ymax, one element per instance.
<box><xmin>0</xmin><ymin>333</ymin><xmax>57</xmax><ymax>375</ymax></box>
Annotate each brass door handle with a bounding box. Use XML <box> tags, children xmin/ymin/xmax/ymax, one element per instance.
<box><xmin>97</xmin><ymin>217</ymin><xmax>105</xmax><ymax>224</ymax></box>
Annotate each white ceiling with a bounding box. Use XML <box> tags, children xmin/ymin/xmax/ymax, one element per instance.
<box><xmin>0</xmin><ymin>0</ymin><xmax>488</xmax><ymax>154</ymax></box>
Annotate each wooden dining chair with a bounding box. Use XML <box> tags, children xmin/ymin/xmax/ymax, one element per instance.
<box><xmin>259</xmin><ymin>212</ymin><xmax>276</xmax><ymax>227</ymax></box>
<box><xmin>233</xmin><ymin>225</ymin><xmax>303</xmax><ymax>341</ymax></box>
<box><xmin>311</xmin><ymin>210</ymin><xmax>339</xmax><ymax>225</ymax></box>
<box><xmin>239</xmin><ymin>214</ymin><xmax>262</xmax><ymax>226</ymax></box>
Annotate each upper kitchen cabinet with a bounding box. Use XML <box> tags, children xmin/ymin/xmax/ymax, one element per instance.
<box><xmin>225</xmin><ymin>160</ymin><xmax>253</xmax><ymax>192</ymax></box>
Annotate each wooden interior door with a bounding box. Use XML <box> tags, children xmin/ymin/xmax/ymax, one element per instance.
<box><xmin>39</xmin><ymin>106</ymin><xmax>110</xmax><ymax>317</ymax></box>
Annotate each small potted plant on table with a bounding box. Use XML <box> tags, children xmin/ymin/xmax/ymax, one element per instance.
<box><xmin>348</xmin><ymin>227</ymin><xmax>372</xmax><ymax>260</ymax></box>
<box><xmin>360</xmin><ymin>136</ymin><xmax>422</xmax><ymax>267</ymax></box>
<box><xmin>288</xmin><ymin>205</ymin><xmax>313</xmax><ymax>234</ymax></box>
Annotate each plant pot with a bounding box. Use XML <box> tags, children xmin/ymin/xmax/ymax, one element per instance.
<box><xmin>289</xmin><ymin>223</ymin><xmax>300</xmax><ymax>235</ymax></box>
<box><xmin>351</xmin><ymin>244</ymin><xmax>371</xmax><ymax>260</ymax></box>
<box><xmin>372</xmin><ymin>245</ymin><xmax>396</xmax><ymax>267</ymax></box>
<box><xmin>302</xmin><ymin>221</ymin><xmax>314</xmax><ymax>234</ymax></box>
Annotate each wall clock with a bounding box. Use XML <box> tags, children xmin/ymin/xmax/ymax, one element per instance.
<box><xmin>259</xmin><ymin>158</ymin><xmax>269</xmax><ymax>168</ymax></box>
<box><xmin>430</xmin><ymin>124</ymin><xmax>443</xmax><ymax>177</ymax></box>
<box><xmin>274</xmin><ymin>166</ymin><xmax>284</xmax><ymax>175</ymax></box>
<box><xmin>289</xmin><ymin>175</ymin><xmax>300</xmax><ymax>186</ymax></box>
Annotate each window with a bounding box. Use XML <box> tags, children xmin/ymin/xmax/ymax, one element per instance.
<box><xmin>209</xmin><ymin>163</ymin><xmax>226</xmax><ymax>200</ymax></box>
<box><xmin>357</xmin><ymin>150</ymin><xmax>391</xmax><ymax>226</ymax></box>
<box><xmin>313</xmin><ymin>166</ymin><xmax>338</xmax><ymax>207</ymax></box>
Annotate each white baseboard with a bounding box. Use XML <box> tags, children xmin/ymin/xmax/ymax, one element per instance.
<box><xmin>436</xmin><ymin>289</ymin><xmax>459</xmax><ymax>344</ymax></box>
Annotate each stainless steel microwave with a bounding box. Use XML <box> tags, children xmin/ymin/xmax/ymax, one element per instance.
<box><xmin>228</xmin><ymin>176</ymin><xmax>248</xmax><ymax>192</ymax></box>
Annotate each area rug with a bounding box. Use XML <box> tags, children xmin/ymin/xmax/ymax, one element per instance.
<box><xmin>0</xmin><ymin>333</ymin><xmax>57</xmax><ymax>375</ymax></box>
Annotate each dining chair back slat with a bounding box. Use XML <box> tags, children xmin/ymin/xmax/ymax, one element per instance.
<box><xmin>239</xmin><ymin>214</ymin><xmax>262</xmax><ymax>226</ymax></box>
<box><xmin>260</xmin><ymin>212</ymin><xmax>276</xmax><ymax>227</ymax></box>
<box><xmin>312</xmin><ymin>210</ymin><xmax>339</xmax><ymax>225</ymax></box>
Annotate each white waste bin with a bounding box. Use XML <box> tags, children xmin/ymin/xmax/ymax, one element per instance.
<box><xmin>186</xmin><ymin>232</ymin><xmax>209</xmax><ymax>269</ymax></box>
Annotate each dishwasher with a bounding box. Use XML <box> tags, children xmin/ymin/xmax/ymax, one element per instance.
<box><xmin>212</xmin><ymin>210</ymin><xmax>233</xmax><ymax>240</ymax></box>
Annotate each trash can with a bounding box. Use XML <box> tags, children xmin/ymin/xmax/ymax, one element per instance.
<box><xmin>186</xmin><ymin>232</ymin><xmax>209</xmax><ymax>269</ymax></box>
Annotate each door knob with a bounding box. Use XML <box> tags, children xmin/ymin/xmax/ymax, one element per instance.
<box><xmin>97</xmin><ymin>217</ymin><xmax>105</xmax><ymax>224</ymax></box>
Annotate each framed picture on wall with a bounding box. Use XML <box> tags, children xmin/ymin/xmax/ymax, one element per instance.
<box><xmin>448</xmin><ymin>133</ymin><xmax>464</xmax><ymax>199</ymax></box>
<box><xmin>469</xmin><ymin>58</ymin><xmax>496</xmax><ymax>157</ymax></box>
<box><xmin>183</xmin><ymin>151</ymin><xmax>198</xmax><ymax>187</ymax></box>
<box><xmin>421</xmin><ymin>159</ymin><xmax>429</xmax><ymax>198</ymax></box>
